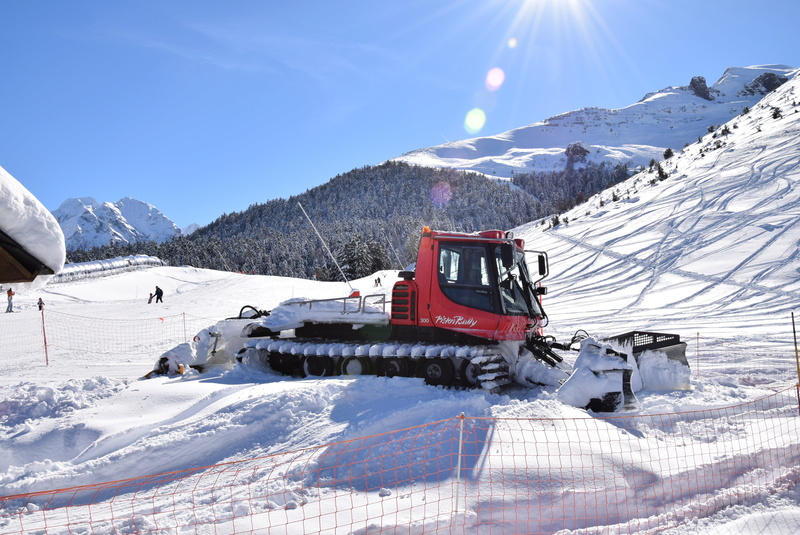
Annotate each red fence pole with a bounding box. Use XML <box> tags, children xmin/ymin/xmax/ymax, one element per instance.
<box><xmin>41</xmin><ymin>307</ymin><xmax>49</xmax><ymax>366</ymax></box>
<box><xmin>792</xmin><ymin>312</ymin><xmax>799</xmax><ymax>415</ymax></box>
<box><xmin>792</xmin><ymin>313</ymin><xmax>799</xmax><ymax>383</ymax></box>
<box><xmin>696</xmin><ymin>332</ymin><xmax>700</xmax><ymax>377</ymax></box>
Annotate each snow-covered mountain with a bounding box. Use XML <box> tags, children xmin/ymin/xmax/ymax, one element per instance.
<box><xmin>392</xmin><ymin>65</ymin><xmax>797</xmax><ymax>177</ymax></box>
<box><xmin>517</xmin><ymin>61</ymin><xmax>800</xmax><ymax>340</ymax></box>
<box><xmin>2</xmin><ymin>72</ymin><xmax>800</xmax><ymax>532</ymax></box>
<box><xmin>181</xmin><ymin>222</ymin><xmax>201</xmax><ymax>236</ymax></box>
<box><xmin>52</xmin><ymin>196</ymin><xmax>181</xmax><ymax>251</ymax></box>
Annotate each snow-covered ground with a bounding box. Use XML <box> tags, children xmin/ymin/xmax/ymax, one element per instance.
<box><xmin>1</xmin><ymin>256</ymin><xmax>798</xmax><ymax>534</ymax></box>
<box><xmin>2</xmin><ymin>65</ymin><xmax>800</xmax><ymax>535</ymax></box>
<box><xmin>1</xmin><ymin>259</ymin><xmax>797</xmax><ymax>534</ymax></box>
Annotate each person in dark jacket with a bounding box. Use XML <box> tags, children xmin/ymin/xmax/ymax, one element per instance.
<box><xmin>154</xmin><ymin>286</ymin><xmax>164</xmax><ymax>303</ymax></box>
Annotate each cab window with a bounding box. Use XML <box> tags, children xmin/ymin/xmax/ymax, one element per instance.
<box><xmin>438</xmin><ymin>244</ymin><xmax>495</xmax><ymax>312</ymax></box>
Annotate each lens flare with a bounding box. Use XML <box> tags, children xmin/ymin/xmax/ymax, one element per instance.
<box><xmin>507</xmin><ymin>37</ymin><xmax>518</xmax><ymax>49</ymax></box>
<box><xmin>464</xmin><ymin>108</ymin><xmax>486</xmax><ymax>134</ymax></box>
<box><xmin>485</xmin><ymin>67</ymin><xmax>505</xmax><ymax>91</ymax></box>
<box><xmin>430</xmin><ymin>182</ymin><xmax>453</xmax><ymax>207</ymax></box>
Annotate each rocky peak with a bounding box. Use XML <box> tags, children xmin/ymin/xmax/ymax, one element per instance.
<box><xmin>689</xmin><ymin>76</ymin><xmax>713</xmax><ymax>101</ymax></box>
<box><xmin>740</xmin><ymin>72</ymin><xmax>789</xmax><ymax>96</ymax></box>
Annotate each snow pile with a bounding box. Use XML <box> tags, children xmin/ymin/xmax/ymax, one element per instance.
<box><xmin>636</xmin><ymin>349</ymin><xmax>693</xmax><ymax>391</ymax></box>
<box><xmin>0</xmin><ymin>378</ymin><xmax>126</xmax><ymax>430</ymax></box>
<box><xmin>0</xmin><ymin>378</ymin><xmax>127</xmax><ymax>473</ymax></box>
<box><xmin>254</xmin><ymin>295</ymin><xmax>391</xmax><ymax>333</ymax></box>
<box><xmin>305</xmin><ymin>416</ymin><xmax>490</xmax><ymax>491</ymax></box>
<box><xmin>557</xmin><ymin>337</ymin><xmax>636</xmax><ymax>411</ymax></box>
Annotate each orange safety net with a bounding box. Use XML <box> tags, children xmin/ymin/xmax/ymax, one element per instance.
<box><xmin>1</xmin><ymin>388</ymin><xmax>798</xmax><ymax>534</ymax></box>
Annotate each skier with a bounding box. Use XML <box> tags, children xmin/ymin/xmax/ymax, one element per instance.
<box><xmin>6</xmin><ymin>287</ymin><xmax>14</xmax><ymax>313</ymax></box>
<box><xmin>154</xmin><ymin>286</ymin><xmax>164</xmax><ymax>303</ymax></box>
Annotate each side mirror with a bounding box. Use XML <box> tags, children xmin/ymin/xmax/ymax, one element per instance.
<box><xmin>525</xmin><ymin>250</ymin><xmax>550</xmax><ymax>283</ymax></box>
<box><xmin>501</xmin><ymin>243</ymin><xmax>514</xmax><ymax>269</ymax></box>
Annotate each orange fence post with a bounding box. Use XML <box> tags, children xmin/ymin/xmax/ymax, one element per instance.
<box><xmin>792</xmin><ymin>312</ymin><xmax>800</xmax><ymax>415</ymax></box>
<box><xmin>40</xmin><ymin>307</ymin><xmax>49</xmax><ymax>366</ymax></box>
<box><xmin>792</xmin><ymin>312</ymin><xmax>800</xmax><ymax>383</ymax></box>
<box><xmin>454</xmin><ymin>412</ymin><xmax>465</xmax><ymax>518</ymax></box>
<box><xmin>696</xmin><ymin>331</ymin><xmax>700</xmax><ymax>377</ymax></box>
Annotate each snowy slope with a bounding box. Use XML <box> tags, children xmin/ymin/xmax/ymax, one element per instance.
<box><xmin>518</xmin><ymin>62</ymin><xmax>800</xmax><ymax>346</ymax></box>
<box><xmin>2</xmin><ymin>71</ymin><xmax>800</xmax><ymax>534</ymax></box>
<box><xmin>393</xmin><ymin>65</ymin><xmax>797</xmax><ymax>179</ymax></box>
<box><xmin>52</xmin><ymin>196</ymin><xmax>181</xmax><ymax>251</ymax></box>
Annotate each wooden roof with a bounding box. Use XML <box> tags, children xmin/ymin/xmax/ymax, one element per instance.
<box><xmin>0</xmin><ymin>228</ymin><xmax>54</xmax><ymax>284</ymax></box>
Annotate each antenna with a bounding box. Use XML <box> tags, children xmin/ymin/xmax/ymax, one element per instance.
<box><xmin>380</xmin><ymin>227</ymin><xmax>404</xmax><ymax>269</ymax></box>
<box><xmin>297</xmin><ymin>202</ymin><xmax>352</xmax><ymax>291</ymax></box>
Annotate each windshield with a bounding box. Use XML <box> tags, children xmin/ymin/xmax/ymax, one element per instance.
<box><xmin>493</xmin><ymin>246</ymin><xmax>544</xmax><ymax>318</ymax></box>
<box><xmin>437</xmin><ymin>241</ymin><xmax>545</xmax><ymax>318</ymax></box>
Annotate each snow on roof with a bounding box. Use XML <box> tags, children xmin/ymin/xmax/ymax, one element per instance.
<box><xmin>0</xmin><ymin>165</ymin><xmax>66</xmax><ymax>287</ymax></box>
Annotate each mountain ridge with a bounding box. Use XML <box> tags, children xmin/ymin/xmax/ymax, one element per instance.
<box><xmin>53</xmin><ymin>197</ymin><xmax>187</xmax><ymax>252</ymax></box>
<box><xmin>392</xmin><ymin>64</ymin><xmax>796</xmax><ymax>179</ymax></box>
<box><xmin>59</xmin><ymin>64</ymin><xmax>797</xmax><ymax>275</ymax></box>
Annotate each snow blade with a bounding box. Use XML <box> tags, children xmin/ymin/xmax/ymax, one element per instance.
<box><xmin>557</xmin><ymin>338</ymin><xmax>639</xmax><ymax>413</ymax></box>
<box><xmin>607</xmin><ymin>331</ymin><xmax>689</xmax><ymax>368</ymax></box>
<box><xmin>607</xmin><ymin>331</ymin><xmax>691</xmax><ymax>391</ymax></box>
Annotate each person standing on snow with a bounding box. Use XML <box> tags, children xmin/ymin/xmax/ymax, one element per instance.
<box><xmin>37</xmin><ymin>297</ymin><xmax>44</xmax><ymax>311</ymax></box>
<box><xmin>6</xmin><ymin>288</ymin><xmax>14</xmax><ymax>313</ymax></box>
<box><xmin>154</xmin><ymin>286</ymin><xmax>164</xmax><ymax>303</ymax></box>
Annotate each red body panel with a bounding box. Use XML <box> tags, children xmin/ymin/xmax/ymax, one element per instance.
<box><xmin>389</xmin><ymin>228</ymin><xmax>537</xmax><ymax>342</ymax></box>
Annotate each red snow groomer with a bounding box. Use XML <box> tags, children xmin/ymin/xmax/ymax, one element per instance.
<box><xmin>154</xmin><ymin>227</ymin><xmax>689</xmax><ymax>411</ymax></box>
<box><xmin>233</xmin><ymin>227</ymin><xmax>562</xmax><ymax>391</ymax></box>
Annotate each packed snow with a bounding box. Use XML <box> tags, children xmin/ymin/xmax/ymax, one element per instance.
<box><xmin>2</xmin><ymin>71</ymin><xmax>800</xmax><ymax>534</ymax></box>
<box><xmin>2</xmin><ymin>262</ymin><xmax>797</xmax><ymax>534</ymax></box>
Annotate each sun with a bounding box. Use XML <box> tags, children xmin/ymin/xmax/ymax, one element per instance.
<box><xmin>508</xmin><ymin>0</ymin><xmax>597</xmax><ymax>46</ymax></box>
<box><xmin>456</xmin><ymin>0</ymin><xmax>632</xmax><ymax>136</ymax></box>
<box><xmin>501</xmin><ymin>0</ymin><xmax>632</xmax><ymax>93</ymax></box>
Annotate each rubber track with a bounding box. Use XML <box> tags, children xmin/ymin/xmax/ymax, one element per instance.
<box><xmin>239</xmin><ymin>338</ymin><xmax>512</xmax><ymax>392</ymax></box>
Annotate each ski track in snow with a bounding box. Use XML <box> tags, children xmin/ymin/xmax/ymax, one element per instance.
<box><xmin>2</xmin><ymin>71</ymin><xmax>800</xmax><ymax>534</ymax></box>
<box><xmin>525</xmin><ymin>97</ymin><xmax>800</xmax><ymax>347</ymax></box>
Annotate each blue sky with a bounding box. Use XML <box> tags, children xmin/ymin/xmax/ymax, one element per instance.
<box><xmin>2</xmin><ymin>0</ymin><xmax>798</xmax><ymax>229</ymax></box>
